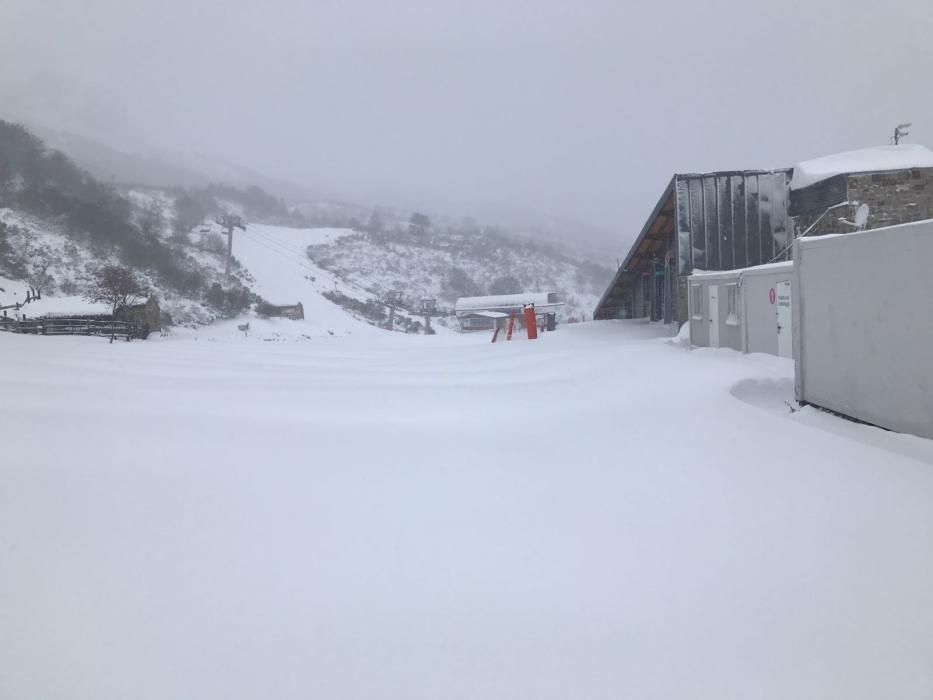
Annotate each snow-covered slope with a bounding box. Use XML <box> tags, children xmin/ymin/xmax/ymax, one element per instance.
<box><xmin>1</xmin><ymin>199</ymin><xmax>605</xmax><ymax>334</ymax></box>
<box><xmin>305</xmin><ymin>229</ymin><xmax>607</xmax><ymax>321</ymax></box>
<box><xmin>0</xmin><ymin>202</ymin><xmax>237</xmax><ymax>326</ymax></box>
<box><xmin>213</xmin><ymin>224</ymin><xmax>385</xmax><ymax>339</ymax></box>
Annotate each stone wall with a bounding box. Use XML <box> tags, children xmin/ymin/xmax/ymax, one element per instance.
<box><xmin>794</xmin><ymin>167</ymin><xmax>933</xmax><ymax>236</ymax></box>
<box><xmin>847</xmin><ymin>167</ymin><xmax>933</xmax><ymax>229</ymax></box>
<box><xmin>119</xmin><ymin>296</ymin><xmax>161</xmax><ymax>332</ymax></box>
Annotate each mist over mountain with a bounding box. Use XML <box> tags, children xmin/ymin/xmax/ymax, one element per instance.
<box><xmin>0</xmin><ymin>71</ymin><xmax>615</xmax><ymax>258</ymax></box>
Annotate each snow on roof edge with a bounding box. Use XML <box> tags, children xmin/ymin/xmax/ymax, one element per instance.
<box><xmin>689</xmin><ymin>260</ymin><xmax>794</xmax><ymax>280</ymax></box>
<box><xmin>790</xmin><ymin>144</ymin><xmax>933</xmax><ymax>191</ymax></box>
<box><xmin>455</xmin><ymin>292</ymin><xmax>562</xmax><ymax>312</ymax></box>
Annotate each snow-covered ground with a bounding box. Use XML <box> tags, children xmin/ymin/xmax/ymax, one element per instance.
<box><xmin>0</xmin><ymin>281</ymin><xmax>111</xmax><ymax>318</ymax></box>
<box><xmin>2</xmin><ymin>320</ymin><xmax>932</xmax><ymax>699</ymax></box>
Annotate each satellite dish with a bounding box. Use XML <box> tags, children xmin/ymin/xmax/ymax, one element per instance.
<box><xmin>854</xmin><ymin>203</ymin><xmax>870</xmax><ymax>229</ymax></box>
<box><xmin>837</xmin><ymin>203</ymin><xmax>871</xmax><ymax>231</ymax></box>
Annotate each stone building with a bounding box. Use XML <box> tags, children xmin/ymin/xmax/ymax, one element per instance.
<box><xmin>789</xmin><ymin>144</ymin><xmax>933</xmax><ymax>235</ymax></box>
<box><xmin>118</xmin><ymin>295</ymin><xmax>162</xmax><ymax>332</ymax></box>
<box><xmin>256</xmin><ymin>302</ymin><xmax>305</xmax><ymax>320</ymax></box>
<box><xmin>594</xmin><ymin>144</ymin><xmax>933</xmax><ymax>325</ymax></box>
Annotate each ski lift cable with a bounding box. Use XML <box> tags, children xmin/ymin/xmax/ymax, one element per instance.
<box><xmin>244</xmin><ymin>227</ymin><xmax>312</xmax><ymax>258</ymax></box>
<box><xmin>238</xmin><ymin>231</ymin><xmax>315</xmax><ymax>272</ymax></box>
<box><xmin>237</xmin><ymin>229</ymin><xmax>322</xmax><ymax>276</ymax></box>
<box><xmin>238</xmin><ymin>227</ymin><xmax>309</xmax><ymax>259</ymax></box>
<box><xmin>237</xmin><ymin>229</ymin><xmax>392</xmax><ymax>308</ymax></box>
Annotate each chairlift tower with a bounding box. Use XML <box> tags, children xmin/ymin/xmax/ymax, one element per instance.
<box><xmin>384</xmin><ymin>290</ymin><xmax>403</xmax><ymax>330</ymax></box>
<box><xmin>419</xmin><ymin>297</ymin><xmax>438</xmax><ymax>335</ymax></box>
<box><xmin>217</xmin><ymin>214</ymin><xmax>246</xmax><ymax>278</ymax></box>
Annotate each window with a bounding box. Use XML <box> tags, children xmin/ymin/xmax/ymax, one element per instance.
<box><xmin>690</xmin><ymin>285</ymin><xmax>703</xmax><ymax>319</ymax></box>
<box><xmin>726</xmin><ymin>285</ymin><xmax>739</xmax><ymax>325</ymax></box>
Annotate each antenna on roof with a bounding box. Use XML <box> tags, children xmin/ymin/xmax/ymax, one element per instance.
<box><xmin>892</xmin><ymin>122</ymin><xmax>912</xmax><ymax>145</ymax></box>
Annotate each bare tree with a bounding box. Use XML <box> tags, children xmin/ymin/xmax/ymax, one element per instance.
<box><xmin>25</xmin><ymin>244</ymin><xmax>55</xmax><ymax>297</ymax></box>
<box><xmin>86</xmin><ymin>265</ymin><xmax>147</xmax><ymax>316</ymax></box>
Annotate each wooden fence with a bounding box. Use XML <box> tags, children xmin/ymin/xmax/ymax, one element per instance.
<box><xmin>0</xmin><ymin>316</ymin><xmax>148</xmax><ymax>340</ymax></box>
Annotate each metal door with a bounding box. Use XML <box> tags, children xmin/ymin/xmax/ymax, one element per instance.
<box><xmin>776</xmin><ymin>280</ymin><xmax>792</xmax><ymax>358</ymax></box>
<box><xmin>708</xmin><ymin>285</ymin><xmax>720</xmax><ymax>348</ymax></box>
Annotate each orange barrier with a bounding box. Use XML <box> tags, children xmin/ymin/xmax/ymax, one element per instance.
<box><xmin>524</xmin><ymin>307</ymin><xmax>537</xmax><ymax>340</ymax></box>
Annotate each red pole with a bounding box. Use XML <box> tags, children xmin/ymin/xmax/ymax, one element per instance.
<box><xmin>524</xmin><ymin>306</ymin><xmax>538</xmax><ymax>340</ymax></box>
<box><xmin>507</xmin><ymin>311</ymin><xmax>515</xmax><ymax>340</ymax></box>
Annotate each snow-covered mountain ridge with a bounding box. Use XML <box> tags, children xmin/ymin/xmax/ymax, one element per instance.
<box><xmin>0</xmin><ymin>119</ymin><xmax>612</xmax><ymax>332</ymax></box>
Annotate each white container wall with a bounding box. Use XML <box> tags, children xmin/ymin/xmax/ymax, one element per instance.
<box><xmin>793</xmin><ymin>219</ymin><xmax>933</xmax><ymax>439</ymax></box>
<box><xmin>687</xmin><ymin>261</ymin><xmax>794</xmax><ymax>356</ymax></box>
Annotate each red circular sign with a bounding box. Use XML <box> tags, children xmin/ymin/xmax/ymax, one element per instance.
<box><xmin>769</xmin><ymin>288</ymin><xmax>776</xmax><ymax>304</ymax></box>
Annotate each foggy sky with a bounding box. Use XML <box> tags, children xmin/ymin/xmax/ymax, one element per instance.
<box><xmin>2</xmin><ymin>0</ymin><xmax>933</xmax><ymax>243</ymax></box>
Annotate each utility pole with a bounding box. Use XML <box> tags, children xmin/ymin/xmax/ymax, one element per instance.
<box><xmin>217</xmin><ymin>215</ymin><xmax>246</xmax><ymax>278</ymax></box>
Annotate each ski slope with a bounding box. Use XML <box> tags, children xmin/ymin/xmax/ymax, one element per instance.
<box><xmin>1</xmin><ymin>320</ymin><xmax>932</xmax><ymax>699</ymax></box>
<box><xmin>230</xmin><ymin>224</ymin><xmax>384</xmax><ymax>337</ymax></box>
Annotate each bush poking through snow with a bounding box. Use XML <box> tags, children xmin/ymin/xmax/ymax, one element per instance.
<box><xmin>205</xmin><ymin>282</ymin><xmax>252</xmax><ymax>317</ymax></box>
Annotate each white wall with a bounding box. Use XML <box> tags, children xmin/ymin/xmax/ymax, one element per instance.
<box><xmin>688</xmin><ymin>274</ymin><xmax>740</xmax><ymax>351</ymax></box>
<box><xmin>794</xmin><ymin>220</ymin><xmax>933</xmax><ymax>439</ymax></box>
<box><xmin>688</xmin><ymin>263</ymin><xmax>793</xmax><ymax>356</ymax></box>
<box><xmin>740</xmin><ymin>266</ymin><xmax>794</xmax><ymax>356</ymax></box>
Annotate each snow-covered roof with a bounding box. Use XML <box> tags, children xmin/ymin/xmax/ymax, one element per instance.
<box><xmin>689</xmin><ymin>261</ymin><xmax>794</xmax><ymax>281</ymax></box>
<box><xmin>790</xmin><ymin>144</ymin><xmax>933</xmax><ymax>191</ymax></box>
<box><xmin>464</xmin><ymin>310</ymin><xmax>509</xmax><ymax>319</ymax></box>
<box><xmin>455</xmin><ymin>292</ymin><xmax>563</xmax><ymax>313</ymax></box>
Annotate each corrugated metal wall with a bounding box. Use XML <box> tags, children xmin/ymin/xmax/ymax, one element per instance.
<box><xmin>675</xmin><ymin>171</ymin><xmax>791</xmax><ymax>275</ymax></box>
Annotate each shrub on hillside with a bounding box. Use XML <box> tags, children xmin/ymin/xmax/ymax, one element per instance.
<box><xmin>323</xmin><ymin>290</ymin><xmax>387</xmax><ymax>324</ymax></box>
<box><xmin>444</xmin><ymin>266</ymin><xmax>484</xmax><ymax>298</ymax></box>
<box><xmin>488</xmin><ymin>274</ymin><xmax>523</xmax><ymax>295</ymax></box>
<box><xmin>205</xmin><ymin>282</ymin><xmax>252</xmax><ymax>316</ymax></box>
<box><xmin>199</xmin><ymin>232</ymin><xmax>227</xmax><ymax>255</ymax></box>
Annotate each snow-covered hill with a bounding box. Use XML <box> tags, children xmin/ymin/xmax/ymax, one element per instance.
<box><xmin>0</xmin><ymin>204</ymin><xmax>446</xmax><ymax>339</ymax></box>
<box><xmin>305</xmin><ymin>228</ymin><xmax>608</xmax><ymax>322</ymax></box>
<box><xmin>0</xmin><ymin>119</ymin><xmax>612</xmax><ymax>334</ymax></box>
<box><xmin>1</xmin><ymin>200</ymin><xmax>609</xmax><ymax>334</ymax></box>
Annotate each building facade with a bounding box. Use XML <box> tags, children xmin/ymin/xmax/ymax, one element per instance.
<box><xmin>594</xmin><ymin>170</ymin><xmax>793</xmax><ymax>324</ymax></box>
